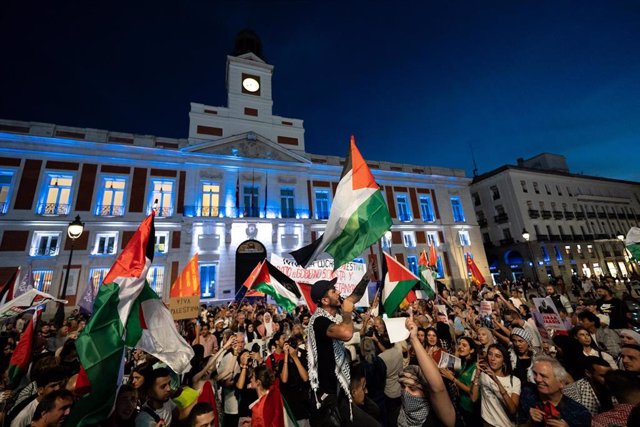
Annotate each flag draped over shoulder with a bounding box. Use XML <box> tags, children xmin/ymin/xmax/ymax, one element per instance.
<box><xmin>68</xmin><ymin>213</ymin><xmax>157</xmax><ymax>426</ymax></box>
<box><xmin>418</xmin><ymin>250</ymin><xmax>436</xmax><ymax>299</ymax></box>
<box><xmin>625</xmin><ymin>227</ymin><xmax>640</xmax><ymax>261</ymax></box>
<box><xmin>7</xmin><ymin>309</ymin><xmax>40</xmax><ymax>388</ymax></box>
<box><xmin>291</xmin><ymin>136</ymin><xmax>392</xmax><ymax>270</ymax></box>
<box><xmin>466</xmin><ymin>253</ymin><xmax>485</xmax><ymax>288</ymax></box>
<box><xmin>246</xmin><ymin>260</ymin><xmax>301</xmax><ymax>312</ymax></box>
<box><xmin>382</xmin><ymin>253</ymin><xmax>419</xmax><ymax>314</ymax></box>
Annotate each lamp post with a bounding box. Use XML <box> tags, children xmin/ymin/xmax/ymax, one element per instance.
<box><xmin>55</xmin><ymin>215</ymin><xmax>84</xmax><ymax>327</ymax></box>
<box><xmin>522</xmin><ymin>228</ymin><xmax>539</xmax><ymax>284</ymax></box>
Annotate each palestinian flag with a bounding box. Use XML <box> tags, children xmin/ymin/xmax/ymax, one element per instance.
<box><xmin>68</xmin><ymin>213</ymin><xmax>156</xmax><ymax>426</ymax></box>
<box><xmin>7</xmin><ymin>309</ymin><xmax>40</xmax><ymax>388</ymax></box>
<box><xmin>250</xmin><ymin>380</ymin><xmax>299</xmax><ymax>427</ymax></box>
<box><xmin>382</xmin><ymin>253</ymin><xmax>419</xmax><ymax>314</ymax></box>
<box><xmin>0</xmin><ymin>267</ymin><xmax>18</xmax><ymax>305</ymax></box>
<box><xmin>246</xmin><ymin>260</ymin><xmax>301</xmax><ymax>312</ymax></box>
<box><xmin>466</xmin><ymin>253</ymin><xmax>485</xmax><ymax>288</ymax></box>
<box><xmin>296</xmin><ymin>282</ymin><xmax>317</xmax><ymax>313</ymax></box>
<box><xmin>625</xmin><ymin>227</ymin><xmax>640</xmax><ymax>261</ymax></box>
<box><xmin>243</xmin><ymin>260</ymin><xmax>266</xmax><ymax>297</ymax></box>
<box><xmin>418</xmin><ymin>250</ymin><xmax>436</xmax><ymax>298</ymax></box>
<box><xmin>291</xmin><ymin>136</ymin><xmax>391</xmax><ymax>270</ymax></box>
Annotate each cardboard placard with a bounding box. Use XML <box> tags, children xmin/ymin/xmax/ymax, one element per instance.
<box><xmin>170</xmin><ymin>295</ymin><xmax>200</xmax><ymax>320</ymax></box>
<box><xmin>532</xmin><ymin>297</ymin><xmax>567</xmax><ymax>332</ymax></box>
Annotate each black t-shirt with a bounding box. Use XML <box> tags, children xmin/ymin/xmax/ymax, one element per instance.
<box><xmin>597</xmin><ymin>297</ymin><xmax>627</xmax><ymax>329</ymax></box>
<box><xmin>278</xmin><ymin>352</ymin><xmax>310</xmax><ymax>420</ymax></box>
<box><xmin>233</xmin><ymin>371</ymin><xmax>258</xmax><ymax>417</ymax></box>
<box><xmin>313</xmin><ymin>316</ymin><xmax>339</xmax><ymax>395</ymax></box>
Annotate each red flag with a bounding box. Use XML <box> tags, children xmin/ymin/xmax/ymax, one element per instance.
<box><xmin>7</xmin><ymin>309</ymin><xmax>40</xmax><ymax>387</ymax></box>
<box><xmin>250</xmin><ymin>380</ymin><xmax>296</xmax><ymax>427</ymax></box>
<box><xmin>428</xmin><ymin>242</ymin><xmax>438</xmax><ymax>268</ymax></box>
<box><xmin>296</xmin><ymin>282</ymin><xmax>317</xmax><ymax>313</ymax></box>
<box><xmin>466</xmin><ymin>253</ymin><xmax>485</xmax><ymax>288</ymax></box>
<box><xmin>170</xmin><ymin>254</ymin><xmax>200</xmax><ymax>298</ymax></box>
<box><xmin>243</xmin><ymin>260</ymin><xmax>265</xmax><ymax>289</ymax></box>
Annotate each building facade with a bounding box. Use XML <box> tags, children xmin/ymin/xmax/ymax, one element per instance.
<box><xmin>471</xmin><ymin>153</ymin><xmax>640</xmax><ymax>285</ymax></box>
<box><xmin>0</xmin><ymin>41</ymin><xmax>488</xmax><ymax>306</ymax></box>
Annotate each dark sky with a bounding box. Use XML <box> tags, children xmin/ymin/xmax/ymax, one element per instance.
<box><xmin>2</xmin><ymin>1</ymin><xmax>640</xmax><ymax>181</ymax></box>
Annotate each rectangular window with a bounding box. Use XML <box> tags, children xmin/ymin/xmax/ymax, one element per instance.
<box><xmin>458</xmin><ymin>230</ymin><xmax>471</xmax><ymax>246</ymax></box>
<box><xmin>576</xmin><ymin>244</ymin><xmax>582</xmax><ymax>254</ymax></box>
<box><xmin>243</xmin><ymin>185</ymin><xmax>259</xmax><ymax>217</ymax></box>
<box><xmin>407</xmin><ymin>256</ymin><xmax>418</xmax><ymax>276</ymax></box>
<box><xmin>88</xmin><ymin>268</ymin><xmax>109</xmax><ymax>295</ymax></box>
<box><xmin>564</xmin><ymin>245</ymin><xmax>571</xmax><ymax>256</ymax></box>
<box><xmin>450</xmin><ymin>196</ymin><xmax>465</xmax><ymax>222</ymax></box>
<box><xmin>30</xmin><ymin>232</ymin><xmax>61</xmax><ymax>256</ymax></box>
<box><xmin>533</xmin><ymin>182</ymin><xmax>540</xmax><ymax>194</ymax></box>
<box><xmin>200</xmin><ymin>181</ymin><xmax>220</xmax><ymax>217</ymax></box>
<box><xmin>149</xmin><ymin>180</ymin><xmax>174</xmax><ymax>217</ymax></box>
<box><xmin>97</xmin><ymin>177</ymin><xmax>126</xmax><ymax>216</ymax></box>
<box><xmin>93</xmin><ymin>232</ymin><xmax>118</xmax><ymax>255</ymax></box>
<box><xmin>556</xmin><ymin>185</ymin><xmax>563</xmax><ymax>196</ymax></box>
<box><xmin>472</xmin><ymin>192</ymin><xmax>481</xmax><ymax>206</ymax></box>
<box><xmin>280</xmin><ymin>188</ymin><xmax>295</xmax><ymax>219</ymax></box>
<box><xmin>436</xmin><ymin>255</ymin><xmax>445</xmax><ymax>278</ymax></box>
<box><xmin>554</xmin><ymin>245</ymin><xmax>563</xmax><ymax>262</ymax></box>
<box><xmin>427</xmin><ymin>231</ymin><xmax>440</xmax><ymax>247</ymax></box>
<box><xmin>587</xmin><ymin>244</ymin><xmax>593</xmax><ymax>254</ymax></box>
<box><xmin>315</xmin><ymin>190</ymin><xmax>330</xmax><ymax>220</ymax></box>
<box><xmin>0</xmin><ymin>170</ymin><xmax>15</xmax><ymax>215</ymax></box>
<box><xmin>545</xmin><ymin>184</ymin><xmax>552</xmax><ymax>195</ymax></box>
<box><xmin>38</xmin><ymin>174</ymin><xmax>73</xmax><ymax>215</ymax></box>
<box><xmin>146</xmin><ymin>266</ymin><xmax>165</xmax><ymax>295</ymax></box>
<box><xmin>566</xmin><ymin>187</ymin><xmax>572</xmax><ymax>197</ymax></box>
<box><xmin>541</xmin><ymin>246</ymin><xmax>550</xmax><ymax>262</ymax></box>
<box><xmin>520</xmin><ymin>181</ymin><xmax>528</xmax><ymax>193</ymax></box>
<box><xmin>419</xmin><ymin>195</ymin><xmax>435</xmax><ymax>222</ymax></box>
<box><xmin>200</xmin><ymin>264</ymin><xmax>217</xmax><ymax>298</ymax></box>
<box><xmin>155</xmin><ymin>231</ymin><xmax>169</xmax><ymax>254</ymax></box>
<box><xmin>396</xmin><ymin>194</ymin><xmax>412</xmax><ymax>222</ymax></box>
<box><xmin>491</xmin><ymin>186</ymin><xmax>500</xmax><ymax>200</ymax></box>
<box><xmin>403</xmin><ymin>231</ymin><xmax>416</xmax><ymax>248</ymax></box>
<box><xmin>32</xmin><ymin>269</ymin><xmax>54</xmax><ymax>293</ymax></box>
<box><xmin>503</xmin><ymin>228</ymin><xmax>512</xmax><ymax>239</ymax></box>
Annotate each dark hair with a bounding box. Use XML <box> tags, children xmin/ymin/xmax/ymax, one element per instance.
<box><xmin>237</xmin><ymin>349</ymin><xmax>249</xmax><ymax>363</ymax></box>
<box><xmin>32</xmin><ymin>389</ymin><xmax>74</xmax><ymax>421</ymax></box>
<box><xmin>604</xmin><ymin>370</ymin><xmax>640</xmax><ymax>402</ymax></box>
<box><xmin>504</xmin><ymin>309</ymin><xmax>521</xmax><ymax>319</ymax></box>
<box><xmin>146</xmin><ymin>367</ymin><xmax>171</xmax><ymax>390</ymax></box>
<box><xmin>622</xmin><ymin>344</ymin><xmax>640</xmax><ymax>352</ymax></box>
<box><xmin>349</xmin><ymin>363</ymin><xmax>366</xmax><ymax>390</ymax></box>
<box><xmin>486</xmin><ymin>344</ymin><xmax>512</xmax><ymax>375</ymax></box>
<box><xmin>33</xmin><ymin>365</ymin><xmax>67</xmax><ymax>388</ymax></box>
<box><xmin>570</xmin><ymin>325</ymin><xmax>589</xmax><ymax>339</ymax></box>
<box><xmin>187</xmin><ymin>402</ymin><xmax>214</xmax><ymax>426</ymax></box>
<box><xmin>132</xmin><ymin>362</ymin><xmax>153</xmax><ymax>379</ymax></box>
<box><xmin>253</xmin><ymin>365</ymin><xmax>275</xmax><ymax>390</ymax></box>
<box><xmin>583</xmin><ymin>356</ymin><xmax>611</xmax><ymax>372</ymax></box>
<box><xmin>596</xmin><ymin>286</ymin><xmax>612</xmax><ymax>295</ymax></box>
<box><xmin>577</xmin><ymin>310</ymin><xmax>600</xmax><ymax>328</ymax></box>
<box><xmin>458</xmin><ymin>336</ymin><xmax>478</xmax><ymax>363</ymax></box>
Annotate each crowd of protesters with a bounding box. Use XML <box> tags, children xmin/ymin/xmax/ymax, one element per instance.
<box><xmin>0</xmin><ymin>272</ymin><xmax>638</xmax><ymax>426</ymax></box>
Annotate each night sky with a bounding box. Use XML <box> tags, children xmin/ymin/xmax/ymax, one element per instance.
<box><xmin>2</xmin><ymin>1</ymin><xmax>639</xmax><ymax>181</ymax></box>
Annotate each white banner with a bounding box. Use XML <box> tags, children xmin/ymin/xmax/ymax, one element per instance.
<box><xmin>533</xmin><ymin>297</ymin><xmax>567</xmax><ymax>332</ymax></box>
<box><xmin>270</xmin><ymin>253</ymin><xmax>366</xmax><ymax>297</ymax></box>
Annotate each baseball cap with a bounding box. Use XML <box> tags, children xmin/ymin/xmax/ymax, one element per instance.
<box><xmin>310</xmin><ymin>278</ymin><xmax>338</xmax><ymax>303</ymax></box>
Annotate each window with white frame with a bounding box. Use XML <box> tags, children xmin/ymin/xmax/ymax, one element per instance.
<box><xmin>407</xmin><ymin>256</ymin><xmax>418</xmax><ymax>276</ymax></box>
<box><xmin>200</xmin><ymin>264</ymin><xmax>217</xmax><ymax>298</ymax></box>
<box><xmin>243</xmin><ymin>185</ymin><xmax>259</xmax><ymax>217</ymax></box>
<box><xmin>200</xmin><ymin>181</ymin><xmax>220</xmax><ymax>217</ymax></box>
<box><xmin>38</xmin><ymin>174</ymin><xmax>73</xmax><ymax>215</ymax></box>
<box><xmin>30</xmin><ymin>232</ymin><xmax>61</xmax><ymax>257</ymax></box>
<box><xmin>93</xmin><ymin>232</ymin><xmax>118</xmax><ymax>255</ymax></box>
<box><xmin>146</xmin><ymin>266</ymin><xmax>165</xmax><ymax>295</ymax></box>
<box><xmin>403</xmin><ymin>231</ymin><xmax>416</xmax><ymax>248</ymax></box>
<box><xmin>149</xmin><ymin>179</ymin><xmax>174</xmax><ymax>217</ymax></box>
<box><xmin>315</xmin><ymin>190</ymin><xmax>330</xmax><ymax>220</ymax></box>
<box><xmin>97</xmin><ymin>177</ymin><xmax>126</xmax><ymax>216</ymax></box>
<box><xmin>88</xmin><ymin>268</ymin><xmax>109</xmax><ymax>294</ymax></box>
<box><xmin>396</xmin><ymin>194</ymin><xmax>412</xmax><ymax>222</ymax></box>
<box><xmin>458</xmin><ymin>230</ymin><xmax>471</xmax><ymax>246</ymax></box>
<box><xmin>450</xmin><ymin>196</ymin><xmax>465</xmax><ymax>222</ymax></box>
<box><xmin>32</xmin><ymin>269</ymin><xmax>54</xmax><ymax>293</ymax></box>
<box><xmin>427</xmin><ymin>231</ymin><xmax>439</xmax><ymax>247</ymax></box>
<box><xmin>419</xmin><ymin>195</ymin><xmax>435</xmax><ymax>222</ymax></box>
<box><xmin>0</xmin><ymin>170</ymin><xmax>15</xmax><ymax>215</ymax></box>
<box><xmin>155</xmin><ymin>232</ymin><xmax>169</xmax><ymax>254</ymax></box>
<box><xmin>280</xmin><ymin>188</ymin><xmax>295</xmax><ymax>219</ymax></box>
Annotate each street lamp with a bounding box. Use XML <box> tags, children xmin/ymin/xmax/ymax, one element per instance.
<box><xmin>522</xmin><ymin>228</ymin><xmax>539</xmax><ymax>284</ymax></box>
<box><xmin>384</xmin><ymin>231</ymin><xmax>393</xmax><ymax>255</ymax></box>
<box><xmin>55</xmin><ymin>215</ymin><xmax>84</xmax><ymax>327</ymax></box>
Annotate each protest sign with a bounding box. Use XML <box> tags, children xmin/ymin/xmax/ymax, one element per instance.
<box><xmin>480</xmin><ymin>300</ymin><xmax>493</xmax><ymax>316</ymax></box>
<box><xmin>383</xmin><ymin>317</ymin><xmax>410</xmax><ymax>343</ymax></box>
<box><xmin>169</xmin><ymin>296</ymin><xmax>200</xmax><ymax>321</ymax></box>
<box><xmin>434</xmin><ymin>351</ymin><xmax>462</xmax><ymax>372</ymax></box>
<box><xmin>532</xmin><ymin>297</ymin><xmax>567</xmax><ymax>333</ymax></box>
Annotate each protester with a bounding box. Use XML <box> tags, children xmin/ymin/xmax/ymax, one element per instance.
<box><xmin>135</xmin><ymin>367</ymin><xmax>178</xmax><ymax>427</ymax></box>
<box><xmin>29</xmin><ymin>389</ymin><xmax>73</xmax><ymax>427</ymax></box>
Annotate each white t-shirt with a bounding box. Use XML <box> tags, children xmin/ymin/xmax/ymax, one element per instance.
<box><xmin>479</xmin><ymin>372</ymin><xmax>521</xmax><ymax>427</ymax></box>
<box><xmin>10</xmin><ymin>398</ymin><xmax>39</xmax><ymax>427</ymax></box>
<box><xmin>219</xmin><ymin>351</ymin><xmax>239</xmax><ymax>414</ymax></box>
<box><xmin>135</xmin><ymin>400</ymin><xmax>177</xmax><ymax>427</ymax></box>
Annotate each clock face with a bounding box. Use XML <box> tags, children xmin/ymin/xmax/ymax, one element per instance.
<box><xmin>242</xmin><ymin>77</ymin><xmax>260</xmax><ymax>93</ymax></box>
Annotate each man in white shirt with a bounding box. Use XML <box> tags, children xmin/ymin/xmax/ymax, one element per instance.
<box><xmin>10</xmin><ymin>366</ymin><xmax>66</xmax><ymax>427</ymax></box>
<box><xmin>135</xmin><ymin>368</ymin><xmax>178</xmax><ymax>427</ymax></box>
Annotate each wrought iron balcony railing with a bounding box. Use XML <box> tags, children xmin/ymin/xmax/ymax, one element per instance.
<box><xmin>96</xmin><ymin>205</ymin><xmax>125</xmax><ymax>217</ymax></box>
<box><xmin>37</xmin><ymin>203</ymin><xmax>70</xmax><ymax>216</ymax></box>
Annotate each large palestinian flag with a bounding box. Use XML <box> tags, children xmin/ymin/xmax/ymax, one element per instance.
<box><xmin>625</xmin><ymin>227</ymin><xmax>640</xmax><ymax>261</ymax></box>
<box><xmin>246</xmin><ymin>260</ymin><xmax>301</xmax><ymax>312</ymax></box>
<box><xmin>291</xmin><ymin>136</ymin><xmax>391</xmax><ymax>270</ymax></box>
<box><xmin>382</xmin><ymin>253</ymin><xmax>419</xmax><ymax>314</ymax></box>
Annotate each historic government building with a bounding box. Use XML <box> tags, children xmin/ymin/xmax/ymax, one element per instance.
<box><xmin>0</xmin><ymin>33</ymin><xmax>488</xmax><ymax>305</ymax></box>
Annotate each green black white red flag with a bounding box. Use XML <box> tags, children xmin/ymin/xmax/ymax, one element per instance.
<box><xmin>246</xmin><ymin>260</ymin><xmax>301</xmax><ymax>312</ymax></box>
<box><xmin>382</xmin><ymin>253</ymin><xmax>419</xmax><ymax>314</ymax></box>
<box><xmin>291</xmin><ymin>136</ymin><xmax>391</xmax><ymax>270</ymax></box>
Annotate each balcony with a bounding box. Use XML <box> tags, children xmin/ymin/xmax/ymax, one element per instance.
<box><xmin>549</xmin><ymin>234</ymin><xmax>560</xmax><ymax>241</ymax></box>
<box><xmin>398</xmin><ymin>213</ymin><xmax>413</xmax><ymax>223</ymax></box>
<box><xmin>563</xmin><ymin>211</ymin><xmax>575</xmax><ymax>220</ymax></box>
<box><xmin>96</xmin><ymin>205</ymin><xmax>125</xmax><ymax>217</ymax></box>
<box><xmin>553</xmin><ymin>211</ymin><xmax>564</xmax><ymax>220</ymax></box>
<box><xmin>494</xmin><ymin>213</ymin><xmax>509</xmax><ymax>224</ymax></box>
<box><xmin>183</xmin><ymin>205</ymin><xmax>223</xmax><ymax>218</ymax></box>
<box><xmin>587</xmin><ymin>212</ymin><xmax>596</xmax><ymax>219</ymax></box>
<box><xmin>560</xmin><ymin>234</ymin><xmax>572</xmax><ymax>241</ymax></box>
<box><xmin>155</xmin><ymin>206</ymin><xmax>174</xmax><ymax>218</ymax></box>
<box><xmin>499</xmin><ymin>237</ymin><xmax>515</xmax><ymax>245</ymax></box>
<box><xmin>541</xmin><ymin>210</ymin><xmax>552</xmax><ymax>219</ymax></box>
<box><xmin>316</xmin><ymin>210</ymin><xmax>330</xmax><ymax>220</ymax></box>
<box><xmin>537</xmin><ymin>234</ymin><xmax>549</xmax><ymax>241</ymax></box>
<box><xmin>477</xmin><ymin>218</ymin><xmax>488</xmax><ymax>227</ymax></box>
<box><xmin>575</xmin><ymin>212</ymin><xmax>586</xmax><ymax>220</ymax></box>
<box><xmin>31</xmin><ymin>247</ymin><xmax>59</xmax><ymax>257</ymax></box>
<box><xmin>528</xmin><ymin>209</ymin><xmax>540</xmax><ymax>219</ymax></box>
<box><xmin>37</xmin><ymin>203</ymin><xmax>70</xmax><ymax>216</ymax></box>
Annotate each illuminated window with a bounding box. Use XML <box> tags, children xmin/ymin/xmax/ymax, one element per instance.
<box><xmin>427</xmin><ymin>232</ymin><xmax>440</xmax><ymax>247</ymax></box>
<box><xmin>243</xmin><ymin>185</ymin><xmax>259</xmax><ymax>218</ymax></box>
<box><xmin>396</xmin><ymin>195</ymin><xmax>412</xmax><ymax>222</ymax></box>
<box><xmin>0</xmin><ymin>170</ymin><xmax>15</xmax><ymax>215</ymax></box>
<box><xmin>93</xmin><ymin>232</ymin><xmax>118</xmax><ymax>255</ymax></box>
<box><xmin>148</xmin><ymin>179</ymin><xmax>174</xmax><ymax>217</ymax></box>
<box><xmin>32</xmin><ymin>269</ymin><xmax>54</xmax><ymax>293</ymax></box>
<box><xmin>403</xmin><ymin>231</ymin><xmax>416</xmax><ymax>248</ymax></box>
<box><xmin>458</xmin><ymin>230</ymin><xmax>471</xmax><ymax>246</ymax></box>
<box><xmin>30</xmin><ymin>232</ymin><xmax>61</xmax><ymax>257</ymax></box>
<box><xmin>88</xmin><ymin>268</ymin><xmax>109</xmax><ymax>294</ymax></box>
<box><xmin>154</xmin><ymin>232</ymin><xmax>169</xmax><ymax>254</ymax></box>
<box><xmin>38</xmin><ymin>174</ymin><xmax>73</xmax><ymax>216</ymax></box>
<box><xmin>450</xmin><ymin>196</ymin><xmax>465</xmax><ymax>222</ymax></box>
<box><xmin>97</xmin><ymin>177</ymin><xmax>126</xmax><ymax>216</ymax></box>
<box><xmin>200</xmin><ymin>181</ymin><xmax>220</xmax><ymax>217</ymax></box>
<box><xmin>419</xmin><ymin>195</ymin><xmax>435</xmax><ymax>222</ymax></box>
<box><xmin>146</xmin><ymin>266</ymin><xmax>165</xmax><ymax>295</ymax></box>
<box><xmin>315</xmin><ymin>190</ymin><xmax>330</xmax><ymax>220</ymax></box>
<box><xmin>407</xmin><ymin>256</ymin><xmax>418</xmax><ymax>276</ymax></box>
<box><xmin>280</xmin><ymin>188</ymin><xmax>295</xmax><ymax>219</ymax></box>
<box><xmin>200</xmin><ymin>264</ymin><xmax>217</xmax><ymax>298</ymax></box>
